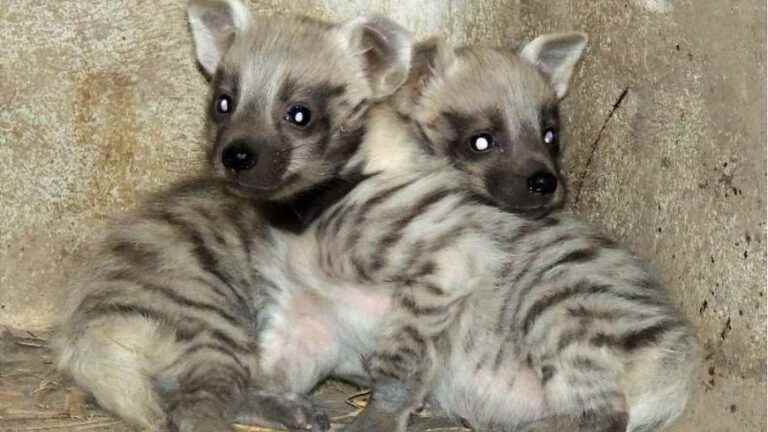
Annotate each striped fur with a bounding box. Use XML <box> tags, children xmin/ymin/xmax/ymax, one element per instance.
<box><xmin>53</xmin><ymin>178</ymin><xmax>340</xmax><ymax>432</ymax></box>
<box><xmin>265</xmin><ymin>37</ymin><xmax>699</xmax><ymax>431</ymax></box>
<box><xmin>54</xmin><ymin>178</ymin><xmax>264</xmax><ymax>430</ymax></box>
<box><xmin>54</xmin><ymin>3</ymin><xmax>697</xmax><ymax>431</ymax></box>
<box><xmin>54</xmin><ymin>3</ymin><xmax>415</xmax><ymax>431</ymax></box>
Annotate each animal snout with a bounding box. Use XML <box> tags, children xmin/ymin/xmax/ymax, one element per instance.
<box><xmin>221</xmin><ymin>140</ymin><xmax>258</xmax><ymax>172</ymax></box>
<box><xmin>527</xmin><ymin>171</ymin><xmax>558</xmax><ymax>195</ymax></box>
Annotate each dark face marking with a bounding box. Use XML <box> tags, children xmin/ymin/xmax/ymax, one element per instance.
<box><xmin>208</xmin><ymin>71</ymin><xmax>356</xmax><ymax>199</ymax></box>
<box><xmin>540</xmin><ymin>105</ymin><xmax>560</xmax><ymax>157</ymax></box>
<box><xmin>424</xmin><ymin>106</ymin><xmax>564</xmax><ymax>216</ymax></box>
<box><xmin>273</xmin><ymin>79</ymin><xmax>346</xmax><ymax>150</ymax></box>
<box><xmin>209</xmin><ymin>71</ymin><xmax>240</xmax><ymax>124</ymax></box>
<box><xmin>408</xmin><ymin>46</ymin><xmax>573</xmax><ymax>217</ymax></box>
<box><xmin>285</xmin><ymin>104</ymin><xmax>312</xmax><ymax>127</ymax></box>
<box><xmin>275</xmin><ymin>79</ymin><xmax>346</xmax><ymax>138</ymax></box>
<box><xmin>439</xmin><ymin>110</ymin><xmax>508</xmax><ymax>162</ymax></box>
<box><xmin>215</xmin><ymin>94</ymin><xmax>233</xmax><ymax>116</ymax></box>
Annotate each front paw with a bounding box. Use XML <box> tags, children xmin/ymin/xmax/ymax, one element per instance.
<box><xmin>342</xmin><ymin>403</ymin><xmax>407</xmax><ymax>432</ymax></box>
<box><xmin>168</xmin><ymin>410</ymin><xmax>231</xmax><ymax>432</ymax></box>
<box><xmin>234</xmin><ymin>389</ymin><xmax>330</xmax><ymax>432</ymax></box>
<box><xmin>167</xmin><ymin>398</ymin><xmax>231</xmax><ymax>432</ymax></box>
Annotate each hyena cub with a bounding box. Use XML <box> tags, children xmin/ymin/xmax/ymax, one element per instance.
<box><xmin>279</xmin><ymin>36</ymin><xmax>698</xmax><ymax>431</ymax></box>
<box><xmin>178</xmin><ymin>1</ymin><xmax>698</xmax><ymax>428</ymax></box>
<box><xmin>53</xmin><ymin>1</ymin><xmax>414</xmax><ymax>430</ymax></box>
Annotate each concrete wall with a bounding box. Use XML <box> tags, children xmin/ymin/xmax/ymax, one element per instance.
<box><xmin>0</xmin><ymin>1</ymin><xmax>765</xmax><ymax>430</ymax></box>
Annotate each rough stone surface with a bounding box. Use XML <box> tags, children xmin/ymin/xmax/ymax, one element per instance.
<box><xmin>0</xmin><ymin>1</ymin><xmax>765</xmax><ymax>431</ymax></box>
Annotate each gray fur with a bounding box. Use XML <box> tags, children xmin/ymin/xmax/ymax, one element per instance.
<box><xmin>54</xmin><ymin>2</ymin><xmax>414</xmax><ymax>430</ymax></box>
<box><xmin>253</xmin><ymin>36</ymin><xmax>698</xmax><ymax>431</ymax></box>
<box><xmin>55</xmin><ymin>3</ymin><xmax>697</xmax><ymax>431</ymax></box>
<box><xmin>54</xmin><ymin>178</ymin><xmax>264</xmax><ymax>431</ymax></box>
<box><xmin>337</xmin><ymin>37</ymin><xmax>696</xmax><ymax>431</ymax></box>
<box><xmin>53</xmin><ymin>177</ymin><xmax>336</xmax><ymax>432</ymax></box>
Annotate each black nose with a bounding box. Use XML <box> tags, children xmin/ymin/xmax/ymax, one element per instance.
<box><xmin>527</xmin><ymin>172</ymin><xmax>558</xmax><ymax>195</ymax></box>
<box><xmin>221</xmin><ymin>140</ymin><xmax>258</xmax><ymax>171</ymax></box>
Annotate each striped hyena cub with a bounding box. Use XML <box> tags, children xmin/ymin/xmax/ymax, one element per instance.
<box><xmin>283</xmin><ymin>36</ymin><xmax>699</xmax><ymax>431</ymax></box>
<box><xmin>53</xmin><ymin>1</ymin><xmax>414</xmax><ymax>430</ymax></box>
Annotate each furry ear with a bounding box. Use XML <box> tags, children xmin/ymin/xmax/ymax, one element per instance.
<box><xmin>338</xmin><ymin>15</ymin><xmax>414</xmax><ymax>99</ymax></box>
<box><xmin>390</xmin><ymin>36</ymin><xmax>456</xmax><ymax>116</ymax></box>
<box><xmin>520</xmin><ymin>32</ymin><xmax>588</xmax><ymax>99</ymax></box>
<box><xmin>411</xmin><ymin>36</ymin><xmax>456</xmax><ymax>79</ymax></box>
<box><xmin>187</xmin><ymin>0</ymin><xmax>252</xmax><ymax>77</ymax></box>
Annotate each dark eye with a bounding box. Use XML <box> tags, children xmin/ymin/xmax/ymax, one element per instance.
<box><xmin>543</xmin><ymin>128</ymin><xmax>557</xmax><ymax>146</ymax></box>
<box><xmin>285</xmin><ymin>105</ymin><xmax>312</xmax><ymax>127</ymax></box>
<box><xmin>215</xmin><ymin>94</ymin><xmax>233</xmax><ymax>115</ymax></box>
<box><xmin>469</xmin><ymin>133</ymin><xmax>494</xmax><ymax>153</ymax></box>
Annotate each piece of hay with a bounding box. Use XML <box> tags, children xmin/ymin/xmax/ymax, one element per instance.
<box><xmin>232</xmin><ymin>425</ymin><xmax>287</xmax><ymax>432</ymax></box>
<box><xmin>65</xmin><ymin>388</ymin><xmax>87</xmax><ymax>419</ymax></box>
<box><xmin>344</xmin><ymin>390</ymin><xmax>371</xmax><ymax>410</ymax></box>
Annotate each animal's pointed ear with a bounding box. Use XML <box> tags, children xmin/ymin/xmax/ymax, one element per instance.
<box><xmin>520</xmin><ymin>32</ymin><xmax>588</xmax><ymax>99</ymax></box>
<box><xmin>390</xmin><ymin>36</ymin><xmax>457</xmax><ymax>115</ymax></box>
<box><xmin>412</xmin><ymin>36</ymin><xmax>457</xmax><ymax>79</ymax></box>
<box><xmin>338</xmin><ymin>15</ymin><xmax>414</xmax><ymax>99</ymax></box>
<box><xmin>187</xmin><ymin>0</ymin><xmax>252</xmax><ymax>77</ymax></box>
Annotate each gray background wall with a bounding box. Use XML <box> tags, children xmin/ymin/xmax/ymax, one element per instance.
<box><xmin>0</xmin><ymin>1</ymin><xmax>765</xmax><ymax>430</ymax></box>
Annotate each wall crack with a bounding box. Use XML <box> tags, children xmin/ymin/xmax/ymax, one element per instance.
<box><xmin>573</xmin><ymin>86</ymin><xmax>630</xmax><ymax>204</ymax></box>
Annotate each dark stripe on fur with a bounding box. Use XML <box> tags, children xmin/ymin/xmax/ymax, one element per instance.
<box><xmin>402</xmin><ymin>188</ymin><xmax>458</xmax><ymax>226</ymax></box>
<box><xmin>103</xmin><ymin>275</ymin><xmax>242</xmax><ymax>328</ymax></box>
<box><xmin>579</xmin><ymin>410</ymin><xmax>629</xmax><ymax>432</ymax></box>
<box><xmin>367</xmin><ymin>188</ymin><xmax>458</xmax><ymax>275</ymax></box>
<box><xmin>422</xmin><ymin>280</ymin><xmax>444</xmax><ymax>296</ymax></box>
<box><xmin>521</xmin><ymin>283</ymin><xmax>610</xmax><ymax>336</ymax></box>
<box><xmin>83</xmin><ymin>302</ymin><xmax>171</xmax><ymax>325</ymax></box>
<box><xmin>556</xmin><ymin>326</ymin><xmax>590</xmax><ymax>352</ymax></box>
<box><xmin>402</xmin><ymin>325</ymin><xmax>427</xmax><ymax>350</ymax></box>
<box><xmin>566</xmin><ymin>304</ymin><xmax>621</xmax><ymax>321</ymax></box>
<box><xmin>355</xmin><ymin>182</ymin><xmax>411</xmax><ymax>224</ymax></box>
<box><xmin>398</xmin><ymin>294</ymin><xmax>448</xmax><ymax>316</ymax></box>
<box><xmin>541</xmin><ymin>365</ymin><xmax>556</xmax><ymax>383</ymax></box>
<box><xmin>88</xmin><ymin>299</ymin><xmax>253</xmax><ymax>355</ymax></box>
<box><xmin>315</xmin><ymin>202</ymin><xmax>345</xmax><ymax>236</ymax></box>
<box><xmin>492</xmin><ymin>344</ymin><xmax>507</xmax><ymax>370</ymax></box>
<box><xmin>181</xmin><ymin>342</ymin><xmax>250</xmax><ymax>373</ymax></box>
<box><xmin>195</xmin><ymin>327</ymin><xmax>252</xmax><ymax>355</ymax></box>
<box><xmin>223</xmin><ymin>202</ymin><xmax>255</xmax><ymax>259</ymax></box>
<box><xmin>519</xmin><ymin>280</ymin><xmax>665</xmax><ymax>338</ymax></box>
<box><xmin>570</xmin><ymin>355</ymin><xmax>605</xmax><ymax>374</ymax></box>
<box><xmin>151</xmin><ymin>210</ymin><xmax>250</xmax><ymax>306</ymax></box>
<box><xmin>496</xmin><ymin>231</ymin><xmax>573</xmax><ymax>334</ymax></box>
<box><xmin>591</xmin><ymin>320</ymin><xmax>680</xmax><ymax>351</ymax></box>
<box><xmin>110</xmin><ymin>240</ymin><xmax>160</xmax><ymax>271</ymax></box>
<box><xmin>260</xmin><ymin>167</ymin><xmax>372</xmax><ymax>234</ymax></box>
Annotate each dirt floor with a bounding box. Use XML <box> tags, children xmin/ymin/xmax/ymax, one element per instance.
<box><xmin>0</xmin><ymin>326</ymin><xmax>466</xmax><ymax>432</ymax></box>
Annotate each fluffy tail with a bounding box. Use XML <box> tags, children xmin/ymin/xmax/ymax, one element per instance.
<box><xmin>54</xmin><ymin>315</ymin><xmax>178</xmax><ymax>430</ymax></box>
